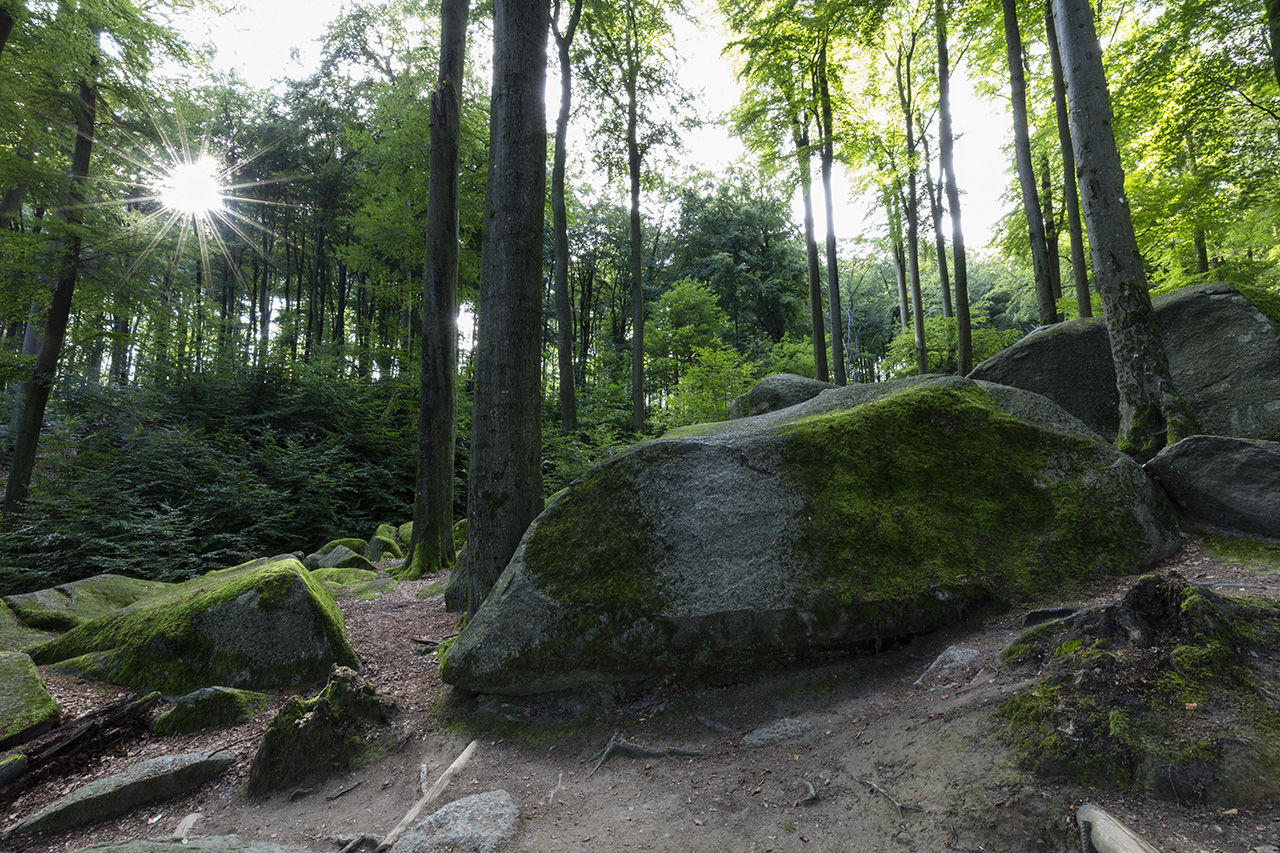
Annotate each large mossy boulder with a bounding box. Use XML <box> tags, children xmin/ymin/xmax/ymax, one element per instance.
<box><xmin>441</xmin><ymin>376</ymin><xmax>1179</xmax><ymax>697</ymax></box>
<box><xmin>3</xmin><ymin>574</ymin><xmax>175</xmax><ymax>632</ymax></box>
<box><xmin>0</xmin><ymin>651</ymin><xmax>59</xmax><ymax>749</ymax></box>
<box><xmin>1146</xmin><ymin>436</ymin><xmax>1280</xmax><ymax>538</ymax></box>
<box><xmin>0</xmin><ymin>601</ymin><xmax>53</xmax><ymax>653</ymax></box>
<box><xmin>969</xmin><ymin>282</ymin><xmax>1280</xmax><ymax>441</ymax></box>
<box><xmin>29</xmin><ymin>556</ymin><xmax>358</xmax><ymax>696</ymax></box>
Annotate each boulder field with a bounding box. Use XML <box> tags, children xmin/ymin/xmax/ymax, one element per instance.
<box><xmin>441</xmin><ymin>376</ymin><xmax>1180</xmax><ymax>698</ymax></box>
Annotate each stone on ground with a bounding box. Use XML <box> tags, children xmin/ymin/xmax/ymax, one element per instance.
<box><xmin>1147</xmin><ymin>436</ymin><xmax>1280</xmax><ymax>537</ymax></box>
<box><xmin>390</xmin><ymin>790</ymin><xmax>521</xmax><ymax>853</ymax></box>
<box><xmin>3</xmin><ymin>574</ymin><xmax>175</xmax><ymax>632</ymax></box>
<box><xmin>246</xmin><ymin>665</ymin><xmax>402</xmax><ymax>795</ymax></box>
<box><xmin>0</xmin><ymin>600</ymin><xmax>54</xmax><ymax>652</ymax></box>
<box><xmin>0</xmin><ymin>651</ymin><xmax>59</xmax><ymax>749</ymax></box>
<box><xmin>969</xmin><ymin>282</ymin><xmax>1280</xmax><ymax>441</ymax></box>
<box><xmin>29</xmin><ymin>556</ymin><xmax>357</xmax><ymax>696</ymax></box>
<box><xmin>67</xmin><ymin>836</ymin><xmax>313</xmax><ymax>852</ymax></box>
<box><xmin>152</xmin><ymin>686</ymin><xmax>272</xmax><ymax>736</ymax></box>
<box><xmin>741</xmin><ymin>718</ymin><xmax>812</xmax><ymax>749</ymax></box>
<box><xmin>442</xmin><ymin>376</ymin><xmax>1179</xmax><ymax>698</ymax></box>
<box><xmin>305</xmin><ymin>544</ymin><xmax>377</xmax><ymax>572</ymax></box>
<box><xmin>9</xmin><ymin>749</ymin><xmax>234</xmax><ymax>834</ymax></box>
<box><xmin>369</xmin><ymin>523</ymin><xmax>404</xmax><ymax>561</ymax></box>
<box><xmin>310</xmin><ymin>567</ymin><xmax>398</xmax><ymax>600</ymax></box>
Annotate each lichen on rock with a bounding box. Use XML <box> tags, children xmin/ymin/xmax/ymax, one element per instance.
<box><xmin>0</xmin><ymin>651</ymin><xmax>59</xmax><ymax>749</ymax></box>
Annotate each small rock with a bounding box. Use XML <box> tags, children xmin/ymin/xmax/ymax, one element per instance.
<box><xmin>1022</xmin><ymin>607</ymin><xmax>1076</xmax><ymax>628</ymax></box>
<box><xmin>914</xmin><ymin>646</ymin><xmax>981</xmax><ymax>687</ymax></box>
<box><xmin>741</xmin><ymin>718</ymin><xmax>811</xmax><ymax>749</ymax></box>
<box><xmin>390</xmin><ymin>790</ymin><xmax>520</xmax><ymax>853</ymax></box>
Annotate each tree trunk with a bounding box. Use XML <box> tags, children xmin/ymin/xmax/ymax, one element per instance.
<box><xmin>921</xmin><ymin>135</ymin><xmax>952</xmax><ymax>319</ymax></box>
<box><xmin>1040</xmin><ymin>153</ymin><xmax>1063</xmax><ymax>304</ymax></box>
<box><xmin>1045</xmin><ymin>1</ymin><xmax>1091</xmax><ymax>317</ymax></box>
<box><xmin>1268</xmin><ymin>0</ymin><xmax>1280</xmax><ymax>88</ymax></box>
<box><xmin>816</xmin><ymin>44</ymin><xmax>846</xmax><ymax>385</ymax></box>
<box><xmin>552</xmin><ymin>0</ymin><xmax>583</xmax><ymax>434</ymax></box>
<box><xmin>447</xmin><ymin>0</ymin><xmax>547</xmax><ymax>614</ymax></box>
<box><xmin>793</xmin><ymin>119</ymin><xmax>829</xmax><ymax>383</ymax></box>
<box><xmin>1051</xmin><ymin>0</ymin><xmax>1194</xmax><ymax>461</ymax></box>
<box><xmin>1002</xmin><ymin>0</ymin><xmax>1058</xmax><ymax>326</ymax></box>
<box><xmin>4</xmin><ymin>73</ymin><xmax>95</xmax><ymax>519</ymax></box>
<box><xmin>627</xmin><ymin>85</ymin><xmax>646</xmax><ymax>432</ymax></box>
<box><xmin>0</xmin><ymin>8</ymin><xmax>14</xmax><ymax>59</ymax></box>
<box><xmin>405</xmin><ymin>0</ymin><xmax>469</xmax><ymax>580</ymax></box>
<box><xmin>937</xmin><ymin>0</ymin><xmax>972</xmax><ymax>374</ymax></box>
<box><xmin>895</xmin><ymin>41</ymin><xmax>928</xmax><ymax>375</ymax></box>
<box><xmin>1193</xmin><ymin>226</ymin><xmax>1210</xmax><ymax>275</ymax></box>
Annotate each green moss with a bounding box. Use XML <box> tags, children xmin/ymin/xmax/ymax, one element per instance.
<box><xmin>311</xmin><ymin>567</ymin><xmax>397</xmax><ymax>600</ymax></box>
<box><xmin>1115</xmin><ymin>400</ymin><xmax>1166</xmax><ymax>461</ymax></box>
<box><xmin>318</xmin><ymin>538</ymin><xmax>370</xmax><ymax>557</ymax></box>
<box><xmin>3</xmin><ymin>574</ymin><xmax>175</xmax><ymax>632</ymax></box>
<box><xmin>0</xmin><ymin>652</ymin><xmax>59</xmax><ymax>749</ymax></box>
<box><xmin>1233</xmin><ymin>280</ymin><xmax>1280</xmax><ymax>326</ymax></box>
<box><xmin>1195</xmin><ymin>528</ymin><xmax>1280</xmax><ymax>575</ymax></box>
<box><xmin>0</xmin><ymin>601</ymin><xmax>53</xmax><ymax>653</ymax></box>
<box><xmin>782</xmin><ymin>383</ymin><xmax>1132</xmax><ymax>617</ymax></box>
<box><xmin>30</xmin><ymin>557</ymin><xmax>357</xmax><ymax>696</ymax></box>
<box><xmin>152</xmin><ymin>686</ymin><xmax>272</xmax><ymax>736</ymax></box>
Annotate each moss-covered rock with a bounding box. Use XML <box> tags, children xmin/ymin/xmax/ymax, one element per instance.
<box><xmin>152</xmin><ymin>686</ymin><xmax>273</xmax><ymax>736</ymax></box>
<box><xmin>0</xmin><ymin>652</ymin><xmax>59</xmax><ymax>749</ymax></box>
<box><xmin>3</xmin><ymin>574</ymin><xmax>175</xmax><ymax>632</ymax></box>
<box><xmin>970</xmin><ymin>282</ymin><xmax>1280</xmax><ymax>442</ymax></box>
<box><xmin>29</xmin><ymin>556</ymin><xmax>358</xmax><ymax>696</ymax></box>
<box><xmin>0</xmin><ymin>751</ymin><xmax>27</xmax><ymax>786</ymax></box>
<box><xmin>0</xmin><ymin>601</ymin><xmax>54</xmax><ymax>653</ymax></box>
<box><xmin>305</xmin><ymin>545</ymin><xmax>377</xmax><ymax>572</ymax></box>
<box><xmin>310</xmin><ymin>567</ymin><xmax>397</xmax><ymax>600</ymax></box>
<box><xmin>317</xmin><ymin>538</ymin><xmax>369</xmax><ymax>557</ymax></box>
<box><xmin>998</xmin><ymin>572</ymin><xmax>1280</xmax><ymax>806</ymax></box>
<box><xmin>246</xmin><ymin>665</ymin><xmax>402</xmax><ymax>795</ymax></box>
<box><xmin>397</xmin><ymin>520</ymin><xmax>413</xmax><ymax>542</ymax></box>
<box><xmin>441</xmin><ymin>376</ymin><xmax>1179</xmax><ymax>698</ymax></box>
<box><xmin>368</xmin><ymin>523</ymin><xmax>404</xmax><ymax>562</ymax></box>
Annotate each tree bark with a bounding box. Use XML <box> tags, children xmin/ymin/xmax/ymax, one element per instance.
<box><xmin>816</xmin><ymin>43</ymin><xmax>846</xmax><ymax>385</ymax></box>
<box><xmin>446</xmin><ymin>0</ymin><xmax>547</xmax><ymax>614</ymax></box>
<box><xmin>551</xmin><ymin>0</ymin><xmax>583</xmax><ymax>434</ymax></box>
<box><xmin>4</xmin><ymin>73</ymin><xmax>95</xmax><ymax>519</ymax></box>
<box><xmin>936</xmin><ymin>0</ymin><xmax>972</xmax><ymax>374</ymax></box>
<box><xmin>1268</xmin><ymin>0</ymin><xmax>1280</xmax><ymax>89</ymax></box>
<box><xmin>793</xmin><ymin>119</ymin><xmax>829</xmax><ymax>383</ymax></box>
<box><xmin>895</xmin><ymin>40</ymin><xmax>927</xmax><ymax>375</ymax></box>
<box><xmin>1002</xmin><ymin>0</ymin><xmax>1058</xmax><ymax>326</ymax></box>
<box><xmin>1045</xmin><ymin>1</ymin><xmax>1091</xmax><ymax>317</ymax></box>
<box><xmin>921</xmin><ymin>135</ymin><xmax>952</xmax><ymax>319</ymax></box>
<box><xmin>627</xmin><ymin>78</ymin><xmax>646</xmax><ymax>432</ymax></box>
<box><xmin>1040</xmin><ymin>153</ymin><xmax>1063</xmax><ymax>303</ymax></box>
<box><xmin>406</xmin><ymin>0</ymin><xmax>469</xmax><ymax>581</ymax></box>
<box><xmin>0</xmin><ymin>8</ymin><xmax>14</xmax><ymax>59</ymax></box>
<box><xmin>1051</xmin><ymin>0</ymin><xmax>1194</xmax><ymax>461</ymax></box>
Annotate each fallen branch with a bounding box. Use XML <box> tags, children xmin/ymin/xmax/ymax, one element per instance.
<box><xmin>374</xmin><ymin>739</ymin><xmax>478</xmax><ymax>853</ymax></box>
<box><xmin>326</xmin><ymin>780</ymin><xmax>363</xmax><ymax>801</ymax></box>
<box><xmin>1076</xmin><ymin>804</ymin><xmax>1162</xmax><ymax>853</ymax></box>
<box><xmin>695</xmin><ymin>714</ymin><xmax>734</xmax><ymax>735</ymax></box>
<box><xmin>548</xmin><ymin>771</ymin><xmax>564</xmax><ymax>807</ymax></box>
<box><xmin>586</xmin><ymin>731</ymin><xmax>701</xmax><ymax>778</ymax></box>
<box><xmin>410</xmin><ymin>634</ymin><xmax>458</xmax><ymax>648</ymax></box>
<box><xmin>338</xmin><ymin>834</ymin><xmax>380</xmax><ymax>853</ymax></box>
<box><xmin>852</xmin><ymin>776</ymin><xmax>918</xmax><ymax>820</ymax></box>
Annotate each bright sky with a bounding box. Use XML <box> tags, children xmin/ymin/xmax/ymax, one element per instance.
<box><xmin>178</xmin><ymin>1</ymin><xmax>1011</xmax><ymax>247</ymax></box>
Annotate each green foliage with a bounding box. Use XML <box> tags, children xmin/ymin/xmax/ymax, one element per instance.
<box><xmin>653</xmin><ymin>346</ymin><xmax>760</xmax><ymax>432</ymax></box>
<box><xmin>0</xmin><ymin>370</ymin><xmax>418</xmax><ymax>592</ymax></box>
<box><xmin>884</xmin><ymin>316</ymin><xmax>1022</xmax><ymax>377</ymax></box>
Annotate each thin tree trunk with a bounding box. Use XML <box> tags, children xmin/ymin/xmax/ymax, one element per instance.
<box><xmin>895</xmin><ymin>41</ymin><xmax>927</xmax><ymax>375</ymax></box>
<box><xmin>1040</xmin><ymin>153</ymin><xmax>1063</xmax><ymax>304</ymax></box>
<box><xmin>406</xmin><ymin>0</ymin><xmax>468</xmax><ymax>580</ymax></box>
<box><xmin>816</xmin><ymin>43</ymin><xmax>846</xmax><ymax>385</ymax></box>
<box><xmin>1002</xmin><ymin>0</ymin><xmax>1058</xmax><ymax>326</ymax></box>
<box><xmin>406</xmin><ymin>0</ymin><xmax>468</xmax><ymax>578</ymax></box>
<box><xmin>794</xmin><ymin>119</ymin><xmax>829</xmax><ymax>382</ymax></box>
<box><xmin>0</xmin><ymin>9</ymin><xmax>14</xmax><ymax>59</ymax></box>
<box><xmin>937</xmin><ymin>0</ymin><xmax>972</xmax><ymax>373</ymax></box>
<box><xmin>627</xmin><ymin>88</ymin><xmax>645</xmax><ymax>432</ymax></box>
<box><xmin>4</xmin><ymin>72</ymin><xmax>95</xmax><ymax>518</ymax></box>
<box><xmin>921</xmin><ymin>134</ymin><xmax>953</xmax><ymax>319</ymax></box>
<box><xmin>552</xmin><ymin>0</ymin><xmax>583</xmax><ymax>433</ymax></box>
<box><xmin>1045</xmin><ymin>1</ymin><xmax>1091</xmax><ymax>317</ymax></box>
<box><xmin>447</xmin><ymin>0</ymin><xmax>547</xmax><ymax>614</ymax></box>
<box><xmin>1051</xmin><ymin>0</ymin><xmax>1194</xmax><ymax>461</ymax></box>
<box><xmin>1268</xmin><ymin>0</ymin><xmax>1280</xmax><ymax>88</ymax></box>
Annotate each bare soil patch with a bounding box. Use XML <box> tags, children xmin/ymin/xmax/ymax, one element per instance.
<box><xmin>6</xmin><ymin>537</ymin><xmax>1280</xmax><ymax>853</ymax></box>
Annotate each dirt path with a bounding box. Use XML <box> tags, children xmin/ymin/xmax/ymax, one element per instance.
<box><xmin>8</xmin><ymin>537</ymin><xmax>1280</xmax><ymax>853</ymax></box>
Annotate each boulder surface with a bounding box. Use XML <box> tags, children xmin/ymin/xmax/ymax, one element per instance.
<box><xmin>969</xmin><ymin>282</ymin><xmax>1280</xmax><ymax>441</ymax></box>
<box><xmin>0</xmin><ymin>651</ymin><xmax>59</xmax><ymax>749</ymax></box>
<box><xmin>29</xmin><ymin>557</ymin><xmax>357</xmax><ymax>696</ymax></box>
<box><xmin>441</xmin><ymin>376</ymin><xmax>1179</xmax><ymax>697</ymax></box>
<box><xmin>1147</xmin><ymin>436</ymin><xmax>1280</xmax><ymax>537</ymax></box>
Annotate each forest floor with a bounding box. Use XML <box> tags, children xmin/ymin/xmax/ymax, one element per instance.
<box><xmin>6</xmin><ymin>534</ymin><xmax>1280</xmax><ymax>853</ymax></box>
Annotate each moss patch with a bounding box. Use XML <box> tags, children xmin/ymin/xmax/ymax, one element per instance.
<box><xmin>30</xmin><ymin>557</ymin><xmax>357</xmax><ymax>696</ymax></box>
<box><xmin>1195</xmin><ymin>528</ymin><xmax>1280</xmax><ymax>575</ymax></box>
<box><xmin>0</xmin><ymin>601</ymin><xmax>54</xmax><ymax>653</ymax></box>
<box><xmin>2</xmin><ymin>574</ymin><xmax>175</xmax><ymax>632</ymax></box>
<box><xmin>998</xmin><ymin>572</ymin><xmax>1280</xmax><ymax>806</ymax></box>
<box><xmin>311</xmin><ymin>567</ymin><xmax>398</xmax><ymax>600</ymax></box>
<box><xmin>246</xmin><ymin>666</ymin><xmax>402</xmax><ymax>795</ymax></box>
<box><xmin>1233</xmin><ymin>280</ymin><xmax>1280</xmax><ymax>326</ymax></box>
<box><xmin>317</xmin><ymin>538</ymin><xmax>369</xmax><ymax>557</ymax></box>
<box><xmin>152</xmin><ymin>686</ymin><xmax>272</xmax><ymax>736</ymax></box>
<box><xmin>0</xmin><ymin>652</ymin><xmax>59</xmax><ymax>749</ymax></box>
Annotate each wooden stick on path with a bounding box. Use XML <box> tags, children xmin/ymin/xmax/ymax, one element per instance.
<box><xmin>1076</xmin><ymin>804</ymin><xmax>1163</xmax><ymax>853</ymax></box>
<box><xmin>374</xmin><ymin>739</ymin><xmax>479</xmax><ymax>853</ymax></box>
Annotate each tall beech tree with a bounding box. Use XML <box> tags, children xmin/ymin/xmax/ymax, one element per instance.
<box><xmin>404</xmin><ymin>0</ymin><xmax>469</xmax><ymax>580</ymax></box>
<box><xmin>551</xmin><ymin>0</ymin><xmax>585</xmax><ymax>434</ymax></box>
<box><xmin>1051</xmin><ymin>0</ymin><xmax>1194</xmax><ymax>460</ymax></box>
<box><xmin>447</xmin><ymin>0</ymin><xmax>548</xmax><ymax>614</ymax></box>
<box><xmin>934</xmin><ymin>0</ymin><xmax>972</xmax><ymax>372</ymax></box>
<box><xmin>1044</xmin><ymin>0</ymin><xmax>1090</xmax><ymax>317</ymax></box>
<box><xmin>1001</xmin><ymin>0</ymin><xmax>1057</xmax><ymax>326</ymax></box>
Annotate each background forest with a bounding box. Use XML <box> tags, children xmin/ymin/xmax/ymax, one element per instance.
<box><xmin>0</xmin><ymin>0</ymin><xmax>1276</xmax><ymax>594</ymax></box>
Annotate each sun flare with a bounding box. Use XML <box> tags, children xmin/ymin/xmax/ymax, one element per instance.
<box><xmin>159</xmin><ymin>157</ymin><xmax>226</xmax><ymax>215</ymax></box>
